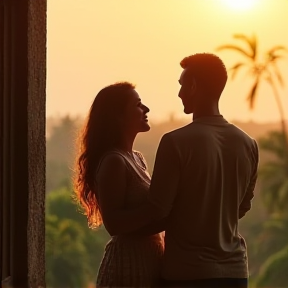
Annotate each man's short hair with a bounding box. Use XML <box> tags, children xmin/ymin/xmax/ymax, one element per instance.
<box><xmin>180</xmin><ymin>53</ymin><xmax>227</xmax><ymax>98</ymax></box>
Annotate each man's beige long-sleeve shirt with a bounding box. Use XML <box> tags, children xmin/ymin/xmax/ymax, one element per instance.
<box><xmin>148</xmin><ymin>116</ymin><xmax>259</xmax><ymax>280</ymax></box>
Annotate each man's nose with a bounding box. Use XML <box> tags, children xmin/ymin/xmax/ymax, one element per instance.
<box><xmin>144</xmin><ymin>105</ymin><xmax>150</xmax><ymax>112</ymax></box>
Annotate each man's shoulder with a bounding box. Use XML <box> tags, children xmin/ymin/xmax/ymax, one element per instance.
<box><xmin>229</xmin><ymin>123</ymin><xmax>256</xmax><ymax>142</ymax></box>
<box><xmin>163</xmin><ymin>123</ymin><xmax>193</xmax><ymax>140</ymax></box>
<box><xmin>225</xmin><ymin>123</ymin><xmax>258</xmax><ymax>155</ymax></box>
<box><xmin>163</xmin><ymin>121</ymin><xmax>257</xmax><ymax>147</ymax></box>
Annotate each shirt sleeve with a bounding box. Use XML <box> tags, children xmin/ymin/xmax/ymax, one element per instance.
<box><xmin>239</xmin><ymin>139</ymin><xmax>259</xmax><ymax>219</ymax></box>
<box><xmin>148</xmin><ymin>133</ymin><xmax>181</xmax><ymax>218</ymax></box>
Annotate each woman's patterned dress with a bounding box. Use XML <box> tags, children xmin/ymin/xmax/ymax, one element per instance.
<box><xmin>96</xmin><ymin>150</ymin><xmax>164</xmax><ymax>288</ymax></box>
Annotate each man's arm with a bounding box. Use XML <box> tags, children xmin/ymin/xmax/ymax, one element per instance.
<box><xmin>148</xmin><ymin>133</ymin><xmax>181</xmax><ymax>218</ymax></box>
<box><xmin>239</xmin><ymin>140</ymin><xmax>259</xmax><ymax>219</ymax></box>
<box><xmin>124</xmin><ymin>133</ymin><xmax>181</xmax><ymax>236</ymax></box>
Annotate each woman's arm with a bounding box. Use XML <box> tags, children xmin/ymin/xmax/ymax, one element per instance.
<box><xmin>127</xmin><ymin>217</ymin><xmax>166</xmax><ymax>236</ymax></box>
<box><xmin>96</xmin><ymin>153</ymin><xmax>158</xmax><ymax>236</ymax></box>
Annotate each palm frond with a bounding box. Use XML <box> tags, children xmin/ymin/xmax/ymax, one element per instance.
<box><xmin>233</xmin><ymin>34</ymin><xmax>252</xmax><ymax>44</ymax></box>
<box><xmin>216</xmin><ymin>45</ymin><xmax>252</xmax><ymax>59</ymax></box>
<box><xmin>265</xmin><ymin>74</ymin><xmax>273</xmax><ymax>86</ymax></box>
<box><xmin>267</xmin><ymin>46</ymin><xmax>288</xmax><ymax>55</ymax></box>
<box><xmin>271</xmin><ymin>63</ymin><xmax>285</xmax><ymax>87</ymax></box>
<box><xmin>234</xmin><ymin>33</ymin><xmax>257</xmax><ymax>60</ymax></box>
<box><xmin>246</xmin><ymin>79</ymin><xmax>259</xmax><ymax>109</ymax></box>
<box><xmin>267</xmin><ymin>53</ymin><xmax>286</xmax><ymax>62</ymax></box>
<box><xmin>229</xmin><ymin>62</ymin><xmax>246</xmax><ymax>80</ymax></box>
<box><xmin>267</xmin><ymin>46</ymin><xmax>288</xmax><ymax>66</ymax></box>
<box><xmin>250</xmin><ymin>34</ymin><xmax>257</xmax><ymax>60</ymax></box>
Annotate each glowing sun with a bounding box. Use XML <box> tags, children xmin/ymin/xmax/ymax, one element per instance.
<box><xmin>222</xmin><ymin>0</ymin><xmax>259</xmax><ymax>11</ymax></box>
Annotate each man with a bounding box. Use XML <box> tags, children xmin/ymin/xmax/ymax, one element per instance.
<box><xmin>148</xmin><ymin>53</ymin><xmax>259</xmax><ymax>287</ymax></box>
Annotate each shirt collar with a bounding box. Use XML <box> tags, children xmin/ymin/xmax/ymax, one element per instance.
<box><xmin>193</xmin><ymin>115</ymin><xmax>229</xmax><ymax>125</ymax></box>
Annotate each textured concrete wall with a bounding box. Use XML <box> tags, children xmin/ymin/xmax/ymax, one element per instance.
<box><xmin>0</xmin><ymin>0</ymin><xmax>46</xmax><ymax>287</ymax></box>
<box><xmin>27</xmin><ymin>1</ymin><xmax>46</xmax><ymax>287</ymax></box>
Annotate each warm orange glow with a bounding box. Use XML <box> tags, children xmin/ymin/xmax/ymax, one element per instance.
<box><xmin>47</xmin><ymin>0</ymin><xmax>288</xmax><ymax>124</ymax></box>
<box><xmin>222</xmin><ymin>0</ymin><xmax>259</xmax><ymax>10</ymax></box>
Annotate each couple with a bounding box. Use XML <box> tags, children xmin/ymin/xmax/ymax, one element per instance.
<box><xmin>74</xmin><ymin>53</ymin><xmax>259</xmax><ymax>288</ymax></box>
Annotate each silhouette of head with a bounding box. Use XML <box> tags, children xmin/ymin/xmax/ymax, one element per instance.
<box><xmin>178</xmin><ymin>53</ymin><xmax>227</xmax><ymax>114</ymax></box>
<box><xmin>88</xmin><ymin>82</ymin><xmax>150</xmax><ymax>142</ymax></box>
<box><xmin>74</xmin><ymin>82</ymin><xmax>150</xmax><ymax>229</ymax></box>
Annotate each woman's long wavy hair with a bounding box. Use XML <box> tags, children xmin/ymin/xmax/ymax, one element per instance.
<box><xmin>73</xmin><ymin>82</ymin><xmax>135</xmax><ymax>229</ymax></box>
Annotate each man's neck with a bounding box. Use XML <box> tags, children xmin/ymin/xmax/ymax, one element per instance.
<box><xmin>193</xmin><ymin>106</ymin><xmax>221</xmax><ymax>120</ymax></box>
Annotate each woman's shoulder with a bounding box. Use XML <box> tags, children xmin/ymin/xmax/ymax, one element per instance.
<box><xmin>97</xmin><ymin>149</ymin><xmax>149</xmax><ymax>179</ymax></box>
<box><xmin>96</xmin><ymin>150</ymin><xmax>127</xmax><ymax>176</ymax></box>
<box><xmin>101</xmin><ymin>151</ymin><xmax>126</xmax><ymax>164</ymax></box>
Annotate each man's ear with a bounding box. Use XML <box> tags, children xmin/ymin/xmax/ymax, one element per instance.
<box><xmin>191</xmin><ymin>77</ymin><xmax>197</xmax><ymax>93</ymax></box>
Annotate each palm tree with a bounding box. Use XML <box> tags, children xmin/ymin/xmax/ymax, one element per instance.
<box><xmin>216</xmin><ymin>34</ymin><xmax>288</xmax><ymax>148</ymax></box>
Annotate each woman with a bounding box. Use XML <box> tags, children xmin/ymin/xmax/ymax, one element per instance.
<box><xmin>74</xmin><ymin>82</ymin><xmax>164</xmax><ymax>287</ymax></box>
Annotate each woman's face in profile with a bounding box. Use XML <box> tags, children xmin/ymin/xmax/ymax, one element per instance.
<box><xmin>122</xmin><ymin>89</ymin><xmax>150</xmax><ymax>135</ymax></box>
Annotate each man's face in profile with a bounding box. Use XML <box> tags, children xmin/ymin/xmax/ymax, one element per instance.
<box><xmin>178</xmin><ymin>68</ymin><xmax>196</xmax><ymax>114</ymax></box>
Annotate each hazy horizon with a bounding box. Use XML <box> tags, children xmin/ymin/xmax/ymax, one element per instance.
<box><xmin>46</xmin><ymin>112</ymin><xmax>288</xmax><ymax>127</ymax></box>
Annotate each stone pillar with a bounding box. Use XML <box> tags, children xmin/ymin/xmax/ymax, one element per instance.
<box><xmin>0</xmin><ymin>0</ymin><xmax>46</xmax><ymax>287</ymax></box>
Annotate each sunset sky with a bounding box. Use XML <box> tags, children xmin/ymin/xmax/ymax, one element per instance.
<box><xmin>47</xmin><ymin>0</ymin><xmax>288</xmax><ymax>124</ymax></box>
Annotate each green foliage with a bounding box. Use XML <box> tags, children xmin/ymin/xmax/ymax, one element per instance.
<box><xmin>46</xmin><ymin>115</ymin><xmax>81</xmax><ymax>192</ymax></box>
<box><xmin>251</xmin><ymin>130</ymin><xmax>288</xmax><ymax>285</ymax></box>
<box><xmin>46</xmin><ymin>115</ymin><xmax>80</xmax><ymax>164</ymax></box>
<box><xmin>258</xmin><ymin>131</ymin><xmax>288</xmax><ymax>215</ymax></box>
<box><xmin>247</xmin><ymin>215</ymin><xmax>288</xmax><ymax>280</ymax></box>
<box><xmin>46</xmin><ymin>187</ymin><xmax>110</xmax><ymax>287</ymax></box>
<box><xmin>46</xmin><ymin>215</ymin><xmax>91</xmax><ymax>288</ymax></box>
<box><xmin>46</xmin><ymin>160</ymin><xmax>73</xmax><ymax>192</ymax></box>
<box><xmin>256</xmin><ymin>244</ymin><xmax>288</xmax><ymax>287</ymax></box>
<box><xmin>46</xmin><ymin>187</ymin><xmax>85</xmax><ymax>224</ymax></box>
